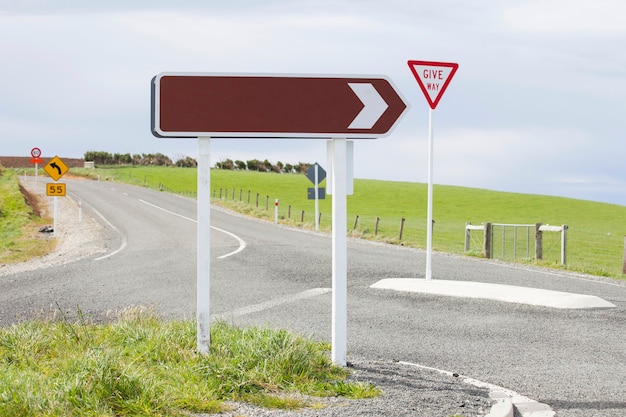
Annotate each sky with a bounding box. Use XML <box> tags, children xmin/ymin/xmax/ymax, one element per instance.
<box><xmin>1</xmin><ymin>0</ymin><xmax>625</xmax><ymax>205</ymax></box>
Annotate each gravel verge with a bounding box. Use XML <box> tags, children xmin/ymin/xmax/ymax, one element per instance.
<box><xmin>197</xmin><ymin>359</ymin><xmax>494</xmax><ymax>417</ymax></box>
<box><xmin>0</xmin><ymin>178</ymin><xmax>106</xmax><ymax>277</ymax></box>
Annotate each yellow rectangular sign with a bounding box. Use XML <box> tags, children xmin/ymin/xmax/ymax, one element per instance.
<box><xmin>46</xmin><ymin>183</ymin><xmax>66</xmax><ymax>197</ymax></box>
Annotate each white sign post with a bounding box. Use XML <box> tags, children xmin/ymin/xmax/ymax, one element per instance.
<box><xmin>197</xmin><ymin>137</ymin><xmax>211</xmax><ymax>353</ymax></box>
<box><xmin>407</xmin><ymin>60</ymin><xmax>458</xmax><ymax>280</ymax></box>
<box><xmin>330</xmin><ymin>138</ymin><xmax>348</xmax><ymax>365</ymax></box>
<box><xmin>53</xmin><ymin>196</ymin><xmax>58</xmax><ymax>237</ymax></box>
<box><xmin>30</xmin><ymin>147</ymin><xmax>42</xmax><ymax>191</ymax></box>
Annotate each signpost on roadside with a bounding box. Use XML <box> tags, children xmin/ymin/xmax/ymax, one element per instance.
<box><xmin>30</xmin><ymin>147</ymin><xmax>43</xmax><ymax>190</ymax></box>
<box><xmin>306</xmin><ymin>163</ymin><xmax>326</xmax><ymax>231</ymax></box>
<box><xmin>151</xmin><ymin>72</ymin><xmax>409</xmax><ymax>365</ymax></box>
<box><xmin>407</xmin><ymin>60</ymin><xmax>458</xmax><ymax>280</ymax></box>
<box><xmin>43</xmin><ymin>156</ymin><xmax>70</xmax><ymax>237</ymax></box>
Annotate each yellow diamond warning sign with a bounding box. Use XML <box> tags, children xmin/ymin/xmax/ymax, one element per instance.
<box><xmin>44</xmin><ymin>156</ymin><xmax>69</xmax><ymax>181</ymax></box>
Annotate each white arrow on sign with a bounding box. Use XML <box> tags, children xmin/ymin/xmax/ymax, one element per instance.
<box><xmin>347</xmin><ymin>83</ymin><xmax>389</xmax><ymax>129</ymax></box>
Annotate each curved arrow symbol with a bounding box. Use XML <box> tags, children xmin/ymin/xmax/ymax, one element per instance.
<box><xmin>50</xmin><ymin>162</ymin><xmax>62</xmax><ymax>175</ymax></box>
<box><xmin>347</xmin><ymin>83</ymin><xmax>389</xmax><ymax>129</ymax></box>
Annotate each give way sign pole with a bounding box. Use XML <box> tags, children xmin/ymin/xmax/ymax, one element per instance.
<box><xmin>152</xmin><ymin>73</ymin><xmax>408</xmax><ymax>364</ymax></box>
<box><xmin>407</xmin><ymin>61</ymin><xmax>458</xmax><ymax>280</ymax></box>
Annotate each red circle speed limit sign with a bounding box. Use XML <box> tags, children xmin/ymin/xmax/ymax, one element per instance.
<box><xmin>31</xmin><ymin>147</ymin><xmax>41</xmax><ymax>158</ymax></box>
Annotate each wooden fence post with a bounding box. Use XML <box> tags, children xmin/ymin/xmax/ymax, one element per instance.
<box><xmin>375</xmin><ymin>217</ymin><xmax>380</xmax><ymax>235</ymax></box>
<box><xmin>483</xmin><ymin>222</ymin><xmax>491</xmax><ymax>259</ymax></box>
<box><xmin>561</xmin><ymin>225</ymin><xmax>568</xmax><ymax>265</ymax></box>
<box><xmin>465</xmin><ymin>222</ymin><xmax>471</xmax><ymax>252</ymax></box>
<box><xmin>353</xmin><ymin>215</ymin><xmax>359</xmax><ymax>231</ymax></box>
<box><xmin>535</xmin><ymin>222</ymin><xmax>543</xmax><ymax>260</ymax></box>
<box><xmin>399</xmin><ymin>218</ymin><xmax>406</xmax><ymax>240</ymax></box>
<box><xmin>622</xmin><ymin>235</ymin><xmax>626</xmax><ymax>275</ymax></box>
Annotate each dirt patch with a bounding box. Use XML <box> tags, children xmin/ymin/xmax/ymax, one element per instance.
<box><xmin>19</xmin><ymin>183</ymin><xmax>44</xmax><ymax>218</ymax></box>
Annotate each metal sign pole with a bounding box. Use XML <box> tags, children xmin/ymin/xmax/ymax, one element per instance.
<box><xmin>197</xmin><ymin>136</ymin><xmax>211</xmax><ymax>354</ymax></box>
<box><xmin>426</xmin><ymin>108</ymin><xmax>434</xmax><ymax>280</ymax></box>
<box><xmin>331</xmin><ymin>138</ymin><xmax>348</xmax><ymax>366</ymax></box>
<box><xmin>407</xmin><ymin>60</ymin><xmax>458</xmax><ymax>281</ymax></box>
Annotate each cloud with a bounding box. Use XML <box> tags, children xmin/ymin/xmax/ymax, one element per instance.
<box><xmin>0</xmin><ymin>1</ymin><xmax>624</xmax><ymax>206</ymax></box>
<box><xmin>500</xmin><ymin>0</ymin><xmax>626</xmax><ymax>35</ymax></box>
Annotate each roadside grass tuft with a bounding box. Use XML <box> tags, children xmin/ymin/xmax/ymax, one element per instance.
<box><xmin>0</xmin><ymin>308</ymin><xmax>378</xmax><ymax>416</ymax></box>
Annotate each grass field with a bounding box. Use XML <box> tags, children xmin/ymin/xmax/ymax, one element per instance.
<box><xmin>57</xmin><ymin>166</ymin><xmax>626</xmax><ymax>279</ymax></box>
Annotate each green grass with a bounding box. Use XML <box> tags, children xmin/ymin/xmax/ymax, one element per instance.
<box><xmin>70</xmin><ymin>165</ymin><xmax>198</xmax><ymax>196</ymax></box>
<box><xmin>0</xmin><ymin>308</ymin><xmax>377</xmax><ymax>416</ymax></box>
<box><xmin>68</xmin><ymin>166</ymin><xmax>626</xmax><ymax>279</ymax></box>
<box><xmin>0</xmin><ymin>167</ymin><xmax>55</xmax><ymax>264</ymax></box>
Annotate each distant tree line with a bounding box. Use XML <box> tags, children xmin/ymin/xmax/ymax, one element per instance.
<box><xmin>84</xmin><ymin>151</ymin><xmax>196</xmax><ymax>167</ymax></box>
<box><xmin>215</xmin><ymin>158</ymin><xmax>311</xmax><ymax>174</ymax></box>
<box><xmin>84</xmin><ymin>152</ymin><xmax>311</xmax><ymax>173</ymax></box>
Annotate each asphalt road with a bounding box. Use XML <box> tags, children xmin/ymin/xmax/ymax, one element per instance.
<box><xmin>1</xmin><ymin>179</ymin><xmax>624</xmax><ymax>416</ymax></box>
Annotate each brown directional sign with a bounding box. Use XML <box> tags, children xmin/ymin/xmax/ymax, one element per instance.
<box><xmin>151</xmin><ymin>73</ymin><xmax>408</xmax><ymax>139</ymax></box>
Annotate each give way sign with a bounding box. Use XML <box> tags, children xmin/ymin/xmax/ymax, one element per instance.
<box><xmin>407</xmin><ymin>61</ymin><xmax>458</xmax><ymax>109</ymax></box>
<box><xmin>151</xmin><ymin>73</ymin><xmax>408</xmax><ymax>139</ymax></box>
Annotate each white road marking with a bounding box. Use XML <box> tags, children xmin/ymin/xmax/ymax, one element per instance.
<box><xmin>138</xmin><ymin>199</ymin><xmax>246</xmax><ymax>259</ymax></box>
<box><xmin>399</xmin><ymin>361</ymin><xmax>556</xmax><ymax>417</ymax></box>
<box><xmin>485</xmin><ymin>260</ymin><xmax>626</xmax><ymax>288</ymax></box>
<box><xmin>90</xmin><ymin>206</ymin><xmax>128</xmax><ymax>261</ymax></box>
<box><xmin>213</xmin><ymin>288</ymin><xmax>331</xmax><ymax>320</ymax></box>
<box><xmin>213</xmin><ymin>226</ymin><xmax>246</xmax><ymax>259</ymax></box>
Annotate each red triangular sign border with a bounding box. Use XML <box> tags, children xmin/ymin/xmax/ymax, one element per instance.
<box><xmin>407</xmin><ymin>60</ymin><xmax>459</xmax><ymax>110</ymax></box>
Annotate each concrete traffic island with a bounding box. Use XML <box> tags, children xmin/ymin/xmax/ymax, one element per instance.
<box><xmin>370</xmin><ymin>278</ymin><xmax>616</xmax><ymax>309</ymax></box>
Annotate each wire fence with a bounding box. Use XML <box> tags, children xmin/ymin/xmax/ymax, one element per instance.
<box><xmin>158</xmin><ymin>183</ymin><xmax>625</xmax><ymax>278</ymax></box>
<box><xmin>464</xmin><ymin>223</ymin><xmax>625</xmax><ymax>277</ymax></box>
